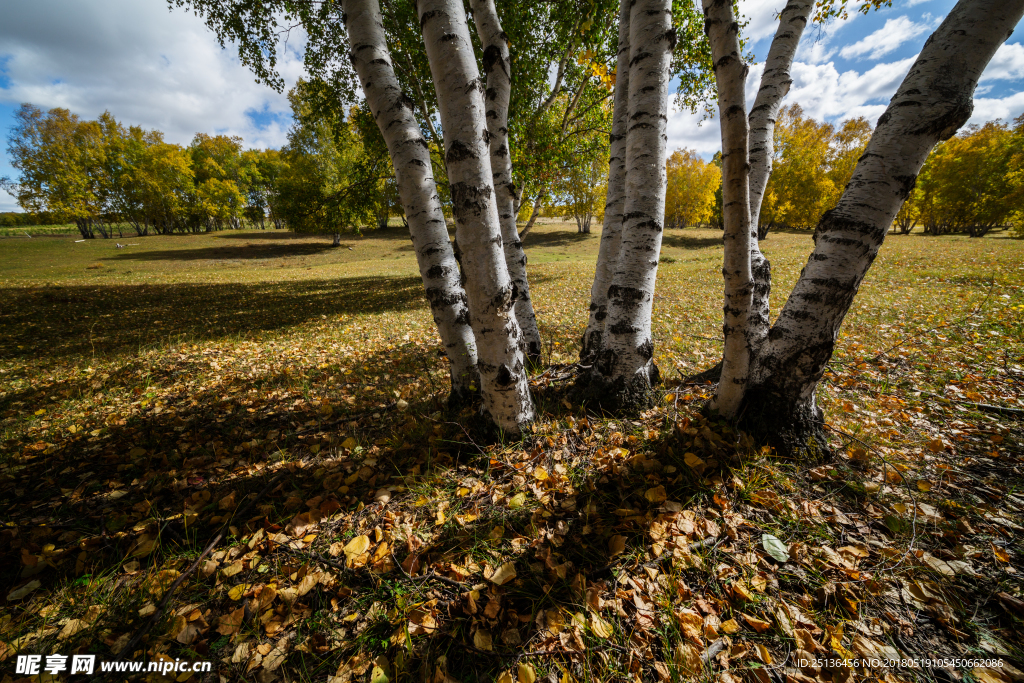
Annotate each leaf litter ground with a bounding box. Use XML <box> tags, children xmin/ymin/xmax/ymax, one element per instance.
<box><xmin>1</xmin><ymin>224</ymin><xmax>1023</xmax><ymax>683</ymax></box>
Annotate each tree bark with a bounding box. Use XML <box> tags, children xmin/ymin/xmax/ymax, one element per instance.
<box><xmin>746</xmin><ymin>0</ymin><xmax>1024</xmax><ymax>454</ymax></box>
<box><xmin>342</xmin><ymin>0</ymin><xmax>480</xmax><ymax>403</ymax></box>
<box><xmin>748</xmin><ymin>0</ymin><xmax>811</xmax><ymax>233</ymax></box>
<box><xmin>581</xmin><ymin>0</ymin><xmax>673</xmax><ymax>410</ymax></box>
<box><xmin>580</xmin><ymin>0</ymin><xmax>631</xmax><ymax>363</ymax></box>
<box><xmin>418</xmin><ymin>0</ymin><xmax>535</xmax><ymax>433</ymax></box>
<box><xmin>704</xmin><ymin>0</ymin><xmax>753</xmax><ymax>418</ymax></box>
<box><xmin>745</xmin><ymin>0</ymin><xmax>812</xmax><ymax>360</ymax></box>
<box><xmin>470</xmin><ymin>0</ymin><xmax>543</xmax><ymax>364</ymax></box>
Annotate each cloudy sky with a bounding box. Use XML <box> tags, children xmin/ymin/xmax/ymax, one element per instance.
<box><xmin>2</xmin><ymin>0</ymin><xmax>1023</xmax><ymax>212</ymax></box>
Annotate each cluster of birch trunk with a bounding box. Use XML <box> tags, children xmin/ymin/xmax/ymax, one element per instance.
<box><xmin>341</xmin><ymin>0</ymin><xmax>1023</xmax><ymax>447</ymax></box>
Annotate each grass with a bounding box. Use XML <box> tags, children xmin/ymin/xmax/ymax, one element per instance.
<box><xmin>0</xmin><ymin>221</ymin><xmax>1022</xmax><ymax>682</ymax></box>
<box><xmin>0</xmin><ymin>224</ymin><xmax>79</xmax><ymax>238</ymax></box>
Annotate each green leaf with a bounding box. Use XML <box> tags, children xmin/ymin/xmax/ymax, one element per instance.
<box><xmin>761</xmin><ymin>533</ymin><xmax>790</xmax><ymax>563</ymax></box>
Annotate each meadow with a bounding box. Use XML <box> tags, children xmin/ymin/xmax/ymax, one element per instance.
<box><xmin>0</xmin><ymin>222</ymin><xmax>1021</xmax><ymax>682</ymax></box>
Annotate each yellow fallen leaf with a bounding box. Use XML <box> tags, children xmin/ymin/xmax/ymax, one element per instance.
<box><xmin>533</xmin><ymin>467</ymin><xmax>549</xmax><ymax>481</ymax></box>
<box><xmin>341</xmin><ymin>437</ymin><xmax>358</xmax><ymax>450</ymax></box>
<box><xmin>497</xmin><ymin>672</ymin><xmax>514</xmax><ymax>683</ymax></box>
<box><xmin>645</xmin><ymin>485</ymin><xmax>667</xmax><ymax>503</ymax></box>
<box><xmin>754</xmin><ymin>643</ymin><xmax>772</xmax><ymax>664</ymax></box>
<box><xmin>684</xmin><ymin>452</ymin><xmax>705</xmax><ymax>469</ymax></box>
<box><xmin>487</xmin><ymin>562</ymin><xmax>517</xmax><ymax>586</ymax></box>
<box><xmin>228</xmin><ymin>584</ymin><xmax>250</xmax><ymax>601</ymax></box>
<box><xmin>743</xmin><ymin>613</ymin><xmax>772</xmax><ymax>633</ymax></box>
<box><xmin>917</xmin><ymin>480</ymin><xmax>933</xmax><ymax>492</ymax></box>
<box><xmin>343</xmin><ymin>535</ymin><xmax>371</xmax><ymax>566</ymax></box>
<box><xmin>992</xmin><ymin>544</ymin><xmax>1010</xmax><ymax>563</ymax></box>
<box><xmin>590</xmin><ymin>613</ymin><xmax>613</xmax><ymax>638</ymax></box>
<box><xmin>720</xmin><ymin>618</ymin><xmax>740</xmax><ymax>634</ymax></box>
<box><xmin>508</xmin><ymin>492</ymin><xmax>527</xmax><ymax>509</ymax></box>
<box><xmin>518</xmin><ymin>662</ymin><xmax>537</xmax><ymax>683</ymax></box>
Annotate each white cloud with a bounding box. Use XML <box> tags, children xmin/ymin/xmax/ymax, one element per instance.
<box><xmin>737</xmin><ymin>0</ymin><xmax>789</xmax><ymax>44</ymax></box>
<box><xmin>0</xmin><ymin>0</ymin><xmax>306</xmax><ymax>153</ymax></box>
<box><xmin>838</xmin><ymin>16</ymin><xmax>930</xmax><ymax>61</ymax></box>
<box><xmin>797</xmin><ymin>40</ymin><xmax>837</xmax><ymax>65</ymax></box>
<box><xmin>970</xmin><ymin>91</ymin><xmax>1024</xmax><ymax>125</ymax></box>
<box><xmin>907</xmin><ymin>0</ymin><xmax>932</xmax><ymax>5</ymax></box>
<box><xmin>981</xmin><ymin>42</ymin><xmax>1024</xmax><ymax>82</ymax></box>
<box><xmin>787</xmin><ymin>55</ymin><xmax>916</xmax><ymax>121</ymax></box>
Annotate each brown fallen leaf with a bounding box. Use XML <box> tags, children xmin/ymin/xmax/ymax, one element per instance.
<box><xmin>675</xmin><ymin>608</ymin><xmax>703</xmax><ymax>641</ymax></box>
<box><xmin>742</xmin><ymin>613</ymin><xmax>772</xmax><ymax>633</ymax></box>
<box><xmin>217</xmin><ymin>606</ymin><xmax>244</xmax><ymax>636</ymax></box>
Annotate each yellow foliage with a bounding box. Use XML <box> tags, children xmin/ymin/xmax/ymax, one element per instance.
<box><xmin>664</xmin><ymin>149</ymin><xmax>720</xmax><ymax>229</ymax></box>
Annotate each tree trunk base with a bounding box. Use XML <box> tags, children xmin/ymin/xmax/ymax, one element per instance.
<box><xmin>734</xmin><ymin>386</ymin><xmax>832</xmax><ymax>461</ymax></box>
<box><xmin>571</xmin><ymin>363</ymin><xmax>660</xmax><ymax>415</ymax></box>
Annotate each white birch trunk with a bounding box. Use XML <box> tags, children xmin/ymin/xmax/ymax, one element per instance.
<box><xmin>469</xmin><ymin>0</ymin><xmax>543</xmax><ymax>363</ymax></box>
<box><xmin>586</xmin><ymin>0</ymin><xmax>673</xmax><ymax>407</ymax></box>
<box><xmin>418</xmin><ymin>0</ymin><xmax>535</xmax><ymax>432</ymax></box>
<box><xmin>745</xmin><ymin>0</ymin><xmax>812</xmax><ymax>359</ymax></box>
<box><xmin>342</xmin><ymin>0</ymin><xmax>480</xmax><ymax>401</ymax></box>
<box><xmin>581</xmin><ymin>0</ymin><xmax>631</xmax><ymax>363</ymax></box>
<box><xmin>748</xmin><ymin>0</ymin><xmax>1024</xmax><ymax>444</ymax></box>
<box><xmin>748</xmin><ymin>0</ymin><xmax>812</xmax><ymax>232</ymax></box>
<box><xmin>517</xmin><ymin>192</ymin><xmax>544</xmax><ymax>241</ymax></box>
<box><xmin>703</xmin><ymin>0</ymin><xmax>753</xmax><ymax>418</ymax></box>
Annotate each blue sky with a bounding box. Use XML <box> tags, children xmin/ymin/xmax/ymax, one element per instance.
<box><xmin>2</xmin><ymin>0</ymin><xmax>1023</xmax><ymax>212</ymax></box>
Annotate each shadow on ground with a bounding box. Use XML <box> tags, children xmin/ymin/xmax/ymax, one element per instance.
<box><xmin>521</xmin><ymin>227</ymin><xmax>598</xmax><ymax>251</ymax></box>
<box><xmin>0</xmin><ymin>276</ymin><xmax>428</xmax><ymax>362</ymax></box>
<box><xmin>102</xmin><ymin>242</ymin><xmax>338</xmax><ymax>262</ymax></box>
<box><xmin>661</xmin><ymin>231</ymin><xmax>722</xmax><ymax>250</ymax></box>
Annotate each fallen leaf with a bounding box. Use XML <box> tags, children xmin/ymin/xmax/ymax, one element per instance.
<box><xmin>742</xmin><ymin>613</ymin><xmax>772</xmax><ymax>633</ymax></box>
<box><xmin>487</xmin><ymin>562</ymin><xmax>517</xmax><ymax>586</ymax></box>
<box><xmin>646</xmin><ymin>485</ymin><xmax>667</xmax><ymax>503</ymax></box>
<box><xmin>6</xmin><ymin>580</ymin><xmax>41</xmax><ymax>601</ymax></box>
<box><xmin>608</xmin><ymin>535</ymin><xmax>627</xmax><ymax>556</ymax></box>
<box><xmin>473</xmin><ymin>629</ymin><xmax>493</xmax><ymax>651</ymax></box>
<box><xmin>674</xmin><ymin>641</ymin><xmax>702</xmax><ymax>676</ymax></box>
<box><xmin>761</xmin><ymin>533</ymin><xmax>789</xmax><ymax>562</ymax></box>
<box><xmin>590</xmin><ymin>613</ymin><xmax>613</xmax><ymax>638</ymax></box>
<box><xmin>518</xmin><ymin>663</ymin><xmax>537</xmax><ymax>683</ymax></box>
<box><xmin>675</xmin><ymin>608</ymin><xmax>703</xmax><ymax>641</ymax></box>
<box><xmin>720</xmin><ymin>618</ymin><xmax>740</xmax><ymax>634</ymax></box>
<box><xmin>217</xmin><ymin>606</ymin><xmax>245</xmax><ymax>636</ymax></box>
<box><xmin>343</xmin><ymin>535</ymin><xmax>371</xmax><ymax>566</ymax></box>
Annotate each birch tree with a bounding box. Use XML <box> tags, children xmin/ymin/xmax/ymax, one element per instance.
<box><xmin>580</xmin><ymin>0</ymin><xmax>632</xmax><ymax>363</ymax></box>
<box><xmin>340</xmin><ymin>0</ymin><xmax>480</xmax><ymax>405</ymax></box>
<box><xmin>706</xmin><ymin>0</ymin><xmax>1024</xmax><ymax>454</ymax></box>
<box><xmin>418</xmin><ymin>0</ymin><xmax>535</xmax><ymax>431</ymax></box>
<box><xmin>469</xmin><ymin>0</ymin><xmax>543</xmax><ymax>364</ymax></box>
<box><xmin>577</xmin><ymin>0</ymin><xmax>675</xmax><ymax>409</ymax></box>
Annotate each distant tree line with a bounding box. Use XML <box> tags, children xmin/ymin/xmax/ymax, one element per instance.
<box><xmin>0</xmin><ymin>212</ymin><xmax>60</xmax><ymax>227</ymax></box>
<box><xmin>750</xmin><ymin>104</ymin><xmax>1024</xmax><ymax>238</ymax></box>
<box><xmin>0</xmin><ymin>88</ymin><xmax>399</xmax><ymax>241</ymax></box>
<box><xmin>897</xmin><ymin>117</ymin><xmax>1024</xmax><ymax>237</ymax></box>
